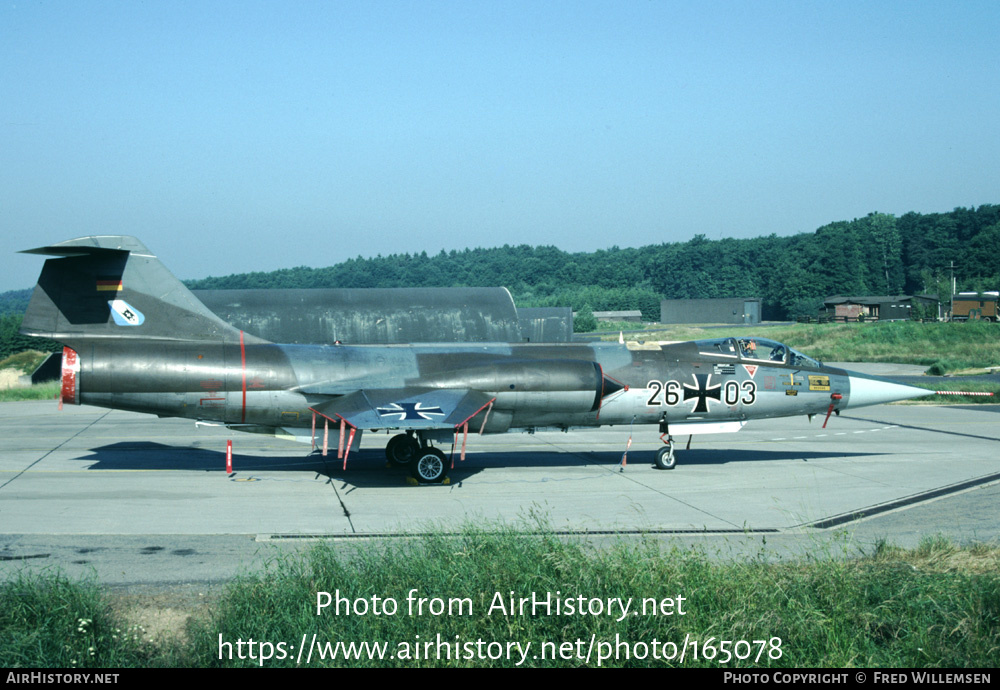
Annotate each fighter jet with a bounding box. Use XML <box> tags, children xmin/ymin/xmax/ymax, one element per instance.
<box><xmin>20</xmin><ymin>236</ymin><xmax>932</xmax><ymax>483</ymax></box>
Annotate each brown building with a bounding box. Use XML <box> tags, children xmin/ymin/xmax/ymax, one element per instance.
<box><xmin>951</xmin><ymin>292</ymin><xmax>999</xmax><ymax>321</ymax></box>
<box><xmin>822</xmin><ymin>295</ymin><xmax>939</xmax><ymax>322</ymax></box>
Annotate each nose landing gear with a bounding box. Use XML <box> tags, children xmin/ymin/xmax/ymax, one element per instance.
<box><xmin>654</xmin><ymin>436</ymin><xmax>677</xmax><ymax>470</ymax></box>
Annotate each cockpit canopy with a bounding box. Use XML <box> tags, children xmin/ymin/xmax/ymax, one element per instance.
<box><xmin>695</xmin><ymin>337</ymin><xmax>821</xmax><ymax>368</ymax></box>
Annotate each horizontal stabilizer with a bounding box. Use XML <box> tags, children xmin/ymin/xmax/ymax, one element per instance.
<box><xmin>310</xmin><ymin>388</ymin><xmax>495</xmax><ymax>430</ymax></box>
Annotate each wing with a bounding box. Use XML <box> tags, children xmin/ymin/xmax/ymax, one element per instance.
<box><xmin>309</xmin><ymin>388</ymin><xmax>495</xmax><ymax>431</ymax></box>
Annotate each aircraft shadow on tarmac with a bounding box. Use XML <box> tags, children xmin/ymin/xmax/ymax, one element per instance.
<box><xmin>75</xmin><ymin>442</ymin><xmax>879</xmax><ymax>488</ymax></box>
<box><xmin>77</xmin><ymin>442</ymin><xmax>331</xmax><ymax>472</ymax></box>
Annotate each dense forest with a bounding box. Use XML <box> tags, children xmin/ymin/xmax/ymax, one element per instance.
<box><xmin>1</xmin><ymin>205</ymin><xmax>998</xmax><ymax>358</ymax></box>
<box><xmin>185</xmin><ymin>205</ymin><xmax>1000</xmax><ymax>320</ymax></box>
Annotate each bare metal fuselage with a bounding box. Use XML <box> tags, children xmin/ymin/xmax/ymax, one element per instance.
<box><xmin>68</xmin><ymin>338</ymin><xmax>857</xmax><ymax>434</ymax></box>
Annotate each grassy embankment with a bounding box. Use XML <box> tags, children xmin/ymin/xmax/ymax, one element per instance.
<box><xmin>743</xmin><ymin>321</ymin><xmax>1000</xmax><ymax>403</ymax></box>
<box><xmin>0</xmin><ymin>351</ymin><xmax>59</xmax><ymax>402</ymax></box>
<box><xmin>597</xmin><ymin>321</ymin><xmax>1000</xmax><ymax>403</ymax></box>
<box><xmin>598</xmin><ymin>321</ymin><xmax>999</xmax><ymax>373</ymax></box>
<box><xmin>3</xmin><ymin>527</ymin><xmax>998</xmax><ymax>668</ymax></box>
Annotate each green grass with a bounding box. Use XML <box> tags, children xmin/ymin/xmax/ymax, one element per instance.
<box><xmin>0</xmin><ymin>572</ymin><xmax>184</xmax><ymax>668</ymax></box>
<box><xmin>591</xmin><ymin>320</ymin><xmax>653</xmax><ymax>332</ymax></box>
<box><xmin>0</xmin><ymin>350</ymin><xmax>59</xmax><ymax>401</ymax></box>
<box><xmin>903</xmin><ymin>380</ymin><xmax>998</xmax><ymax>404</ymax></box>
<box><xmin>610</xmin><ymin>321</ymin><xmax>1000</xmax><ymax>375</ymax></box>
<box><xmin>4</xmin><ymin>530</ymin><xmax>998</xmax><ymax>668</ymax></box>
<box><xmin>0</xmin><ymin>381</ymin><xmax>60</xmax><ymax>402</ymax></box>
<box><xmin>768</xmin><ymin>322</ymin><xmax>1000</xmax><ymax>372</ymax></box>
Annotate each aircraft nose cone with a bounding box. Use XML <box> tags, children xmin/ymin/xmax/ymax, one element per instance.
<box><xmin>845</xmin><ymin>376</ymin><xmax>931</xmax><ymax>408</ymax></box>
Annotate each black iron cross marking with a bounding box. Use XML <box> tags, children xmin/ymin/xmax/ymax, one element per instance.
<box><xmin>683</xmin><ymin>374</ymin><xmax>721</xmax><ymax>413</ymax></box>
<box><xmin>376</xmin><ymin>402</ymin><xmax>445</xmax><ymax>421</ymax></box>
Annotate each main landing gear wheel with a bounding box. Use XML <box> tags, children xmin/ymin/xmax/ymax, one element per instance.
<box><xmin>411</xmin><ymin>447</ymin><xmax>449</xmax><ymax>484</ymax></box>
<box><xmin>654</xmin><ymin>443</ymin><xmax>677</xmax><ymax>470</ymax></box>
<box><xmin>385</xmin><ymin>433</ymin><xmax>420</xmax><ymax>466</ymax></box>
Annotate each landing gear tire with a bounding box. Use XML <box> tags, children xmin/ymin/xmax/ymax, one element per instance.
<box><xmin>411</xmin><ymin>447</ymin><xmax>449</xmax><ymax>484</ymax></box>
<box><xmin>386</xmin><ymin>433</ymin><xmax>419</xmax><ymax>466</ymax></box>
<box><xmin>654</xmin><ymin>444</ymin><xmax>677</xmax><ymax>470</ymax></box>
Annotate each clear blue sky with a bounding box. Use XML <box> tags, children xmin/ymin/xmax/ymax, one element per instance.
<box><xmin>3</xmin><ymin>0</ymin><xmax>999</xmax><ymax>292</ymax></box>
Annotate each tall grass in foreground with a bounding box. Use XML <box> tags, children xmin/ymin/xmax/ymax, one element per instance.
<box><xmin>194</xmin><ymin>530</ymin><xmax>999</xmax><ymax>668</ymax></box>
<box><xmin>0</xmin><ymin>573</ymin><xmax>180</xmax><ymax>668</ymax></box>
<box><xmin>4</xmin><ymin>532</ymin><xmax>999</xmax><ymax>668</ymax></box>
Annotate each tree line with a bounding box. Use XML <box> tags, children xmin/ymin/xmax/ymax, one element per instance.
<box><xmin>187</xmin><ymin>205</ymin><xmax>999</xmax><ymax>320</ymax></box>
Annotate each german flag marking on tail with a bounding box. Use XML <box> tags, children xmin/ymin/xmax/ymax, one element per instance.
<box><xmin>96</xmin><ymin>278</ymin><xmax>123</xmax><ymax>292</ymax></box>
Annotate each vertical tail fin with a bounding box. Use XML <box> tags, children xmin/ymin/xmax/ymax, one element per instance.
<box><xmin>20</xmin><ymin>235</ymin><xmax>260</xmax><ymax>345</ymax></box>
